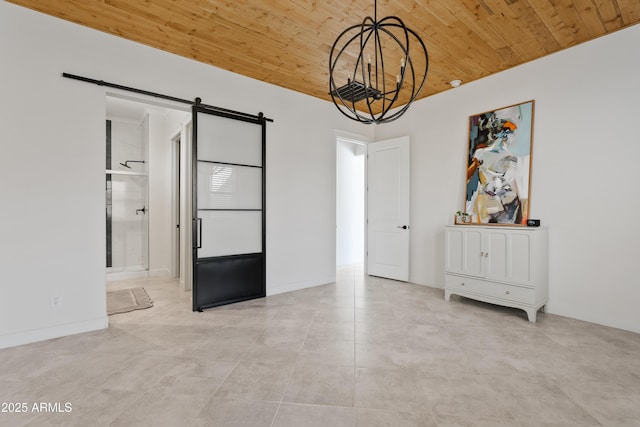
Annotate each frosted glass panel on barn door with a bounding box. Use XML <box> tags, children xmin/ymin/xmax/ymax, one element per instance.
<box><xmin>192</xmin><ymin>107</ymin><xmax>266</xmax><ymax>311</ymax></box>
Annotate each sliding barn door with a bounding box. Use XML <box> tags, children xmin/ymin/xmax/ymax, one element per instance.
<box><xmin>191</xmin><ymin>103</ymin><xmax>266</xmax><ymax>311</ymax></box>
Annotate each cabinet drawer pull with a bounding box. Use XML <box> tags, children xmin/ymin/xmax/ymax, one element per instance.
<box><xmin>505</xmin><ymin>291</ymin><xmax>510</xmax><ymax>295</ymax></box>
<box><xmin>461</xmin><ymin>282</ymin><xmax>465</xmax><ymax>286</ymax></box>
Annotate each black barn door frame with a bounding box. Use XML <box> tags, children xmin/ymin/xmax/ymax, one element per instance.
<box><xmin>192</xmin><ymin>98</ymin><xmax>267</xmax><ymax>311</ymax></box>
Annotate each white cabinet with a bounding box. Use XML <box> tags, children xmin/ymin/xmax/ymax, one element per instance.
<box><xmin>444</xmin><ymin>225</ymin><xmax>548</xmax><ymax>322</ymax></box>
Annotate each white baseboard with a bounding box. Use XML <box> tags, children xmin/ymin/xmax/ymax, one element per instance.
<box><xmin>148</xmin><ymin>268</ymin><xmax>170</xmax><ymax>278</ymax></box>
<box><xmin>179</xmin><ymin>278</ymin><xmax>191</xmax><ymax>292</ymax></box>
<box><xmin>106</xmin><ymin>268</ymin><xmax>170</xmax><ymax>282</ymax></box>
<box><xmin>267</xmin><ymin>276</ymin><xmax>336</xmax><ymax>296</ymax></box>
<box><xmin>106</xmin><ymin>270</ymin><xmax>148</xmax><ymax>281</ymax></box>
<box><xmin>0</xmin><ymin>317</ymin><xmax>108</xmax><ymax>350</ymax></box>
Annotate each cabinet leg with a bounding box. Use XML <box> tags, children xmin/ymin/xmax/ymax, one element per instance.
<box><xmin>526</xmin><ymin>308</ymin><xmax>537</xmax><ymax>323</ymax></box>
<box><xmin>444</xmin><ymin>290</ymin><xmax>451</xmax><ymax>302</ymax></box>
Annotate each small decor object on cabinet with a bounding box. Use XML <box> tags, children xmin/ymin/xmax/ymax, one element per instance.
<box><xmin>465</xmin><ymin>100</ymin><xmax>535</xmax><ymax>225</ymax></box>
<box><xmin>455</xmin><ymin>211</ymin><xmax>471</xmax><ymax>224</ymax></box>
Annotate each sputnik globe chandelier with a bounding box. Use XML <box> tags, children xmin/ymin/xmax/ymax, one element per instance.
<box><xmin>329</xmin><ymin>0</ymin><xmax>429</xmax><ymax>124</ymax></box>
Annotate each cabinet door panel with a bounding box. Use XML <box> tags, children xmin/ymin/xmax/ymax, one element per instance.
<box><xmin>509</xmin><ymin>233</ymin><xmax>532</xmax><ymax>284</ymax></box>
<box><xmin>463</xmin><ymin>229</ymin><xmax>483</xmax><ymax>276</ymax></box>
<box><xmin>445</xmin><ymin>228</ymin><xmax>464</xmax><ymax>274</ymax></box>
<box><xmin>486</xmin><ymin>231</ymin><xmax>508</xmax><ymax>281</ymax></box>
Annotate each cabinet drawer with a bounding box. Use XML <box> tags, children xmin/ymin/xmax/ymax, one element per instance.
<box><xmin>445</xmin><ymin>275</ymin><xmax>534</xmax><ymax>304</ymax></box>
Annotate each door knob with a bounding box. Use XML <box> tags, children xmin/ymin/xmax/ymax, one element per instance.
<box><xmin>397</xmin><ymin>225</ymin><xmax>408</xmax><ymax>229</ymax></box>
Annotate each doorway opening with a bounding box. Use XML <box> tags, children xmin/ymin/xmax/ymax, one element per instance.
<box><xmin>105</xmin><ymin>94</ymin><xmax>191</xmax><ymax>287</ymax></box>
<box><xmin>336</xmin><ymin>136</ymin><xmax>367</xmax><ymax>270</ymax></box>
<box><xmin>335</xmin><ymin>134</ymin><xmax>411</xmax><ymax>283</ymax></box>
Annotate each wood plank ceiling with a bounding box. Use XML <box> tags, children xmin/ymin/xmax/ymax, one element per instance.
<box><xmin>8</xmin><ymin>0</ymin><xmax>640</xmax><ymax>104</ymax></box>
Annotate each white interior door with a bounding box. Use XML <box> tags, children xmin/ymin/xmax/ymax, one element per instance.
<box><xmin>367</xmin><ymin>136</ymin><xmax>410</xmax><ymax>281</ymax></box>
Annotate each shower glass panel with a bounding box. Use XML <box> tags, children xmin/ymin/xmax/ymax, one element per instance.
<box><xmin>106</xmin><ymin>110</ymin><xmax>149</xmax><ymax>276</ymax></box>
<box><xmin>107</xmin><ymin>174</ymin><xmax>149</xmax><ymax>272</ymax></box>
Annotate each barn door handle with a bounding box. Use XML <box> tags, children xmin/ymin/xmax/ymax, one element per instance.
<box><xmin>195</xmin><ymin>218</ymin><xmax>203</xmax><ymax>249</ymax></box>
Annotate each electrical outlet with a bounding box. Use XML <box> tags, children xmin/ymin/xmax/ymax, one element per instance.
<box><xmin>50</xmin><ymin>295</ymin><xmax>63</xmax><ymax>308</ymax></box>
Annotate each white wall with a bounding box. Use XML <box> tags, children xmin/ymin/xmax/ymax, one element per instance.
<box><xmin>0</xmin><ymin>2</ymin><xmax>373</xmax><ymax>348</ymax></box>
<box><xmin>336</xmin><ymin>140</ymin><xmax>365</xmax><ymax>266</ymax></box>
<box><xmin>375</xmin><ymin>24</ymin><xmax>640</xmax><ymax>333</ymax></box>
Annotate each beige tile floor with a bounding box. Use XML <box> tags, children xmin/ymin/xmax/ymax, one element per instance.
<box><xmin>2</xmin><ymin>265</ymin><xmax>640</xmax><ymax>426</ymax></box>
